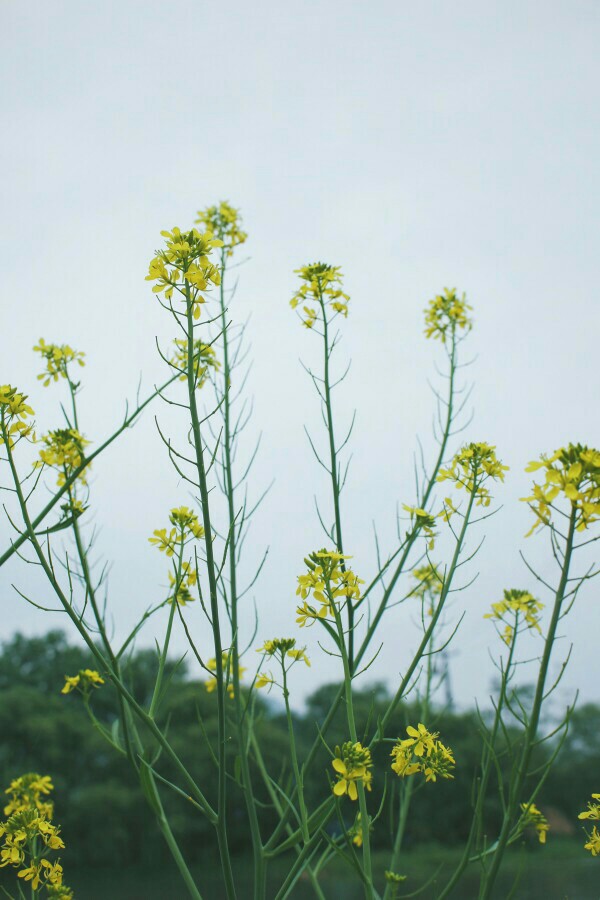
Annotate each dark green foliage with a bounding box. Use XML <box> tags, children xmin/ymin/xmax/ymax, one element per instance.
<box><xmin>0</xmin><ymin>631</ymin><xmax>593</xmax><ymax>868</ymax></box>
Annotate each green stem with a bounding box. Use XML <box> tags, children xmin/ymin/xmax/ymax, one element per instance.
<box><xmin>218</xmin><ymin>249</ymin><xmax>265</xmax><ymax>897</ymax></box>
<box><xmin>317</xmin><ymin>290</ymin><xmax>352</xmax><ymax>666</ymax></box>
<box><xmin>330</xmin><ymin>596</ymin><xmax>373</xmax><ymax>899</ymax></box>
<box><xmin>184</xmin><ymin>281</ymin><xmax>236</xmax><ymax>900</ymax></box>
<box><xmin>479</xmin><ymin>508</ymin><xmax>577</xmax><ymax>899</ymax></box>
<box><xmin>148</xmin><ymin>543</ymin><xmax>182</xmax><ymax>719</ymax></box>
<box><xmin>437</xmin><ymin>622</ymin><xmax>518</xmax><ymax>898</ymax></box>
<box><xmin>250</xmin><ymin>731</ymin><xmax>326</xmax><ymax>899</ymax></box>
<box><xmin>282</xmin><ymin>665</ymin><xmax>310</xmax><ymax>842</ymax></box>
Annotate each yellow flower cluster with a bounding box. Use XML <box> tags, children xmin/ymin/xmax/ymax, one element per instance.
<box><xmin>519</xmin><ymin>802</ymin><xmax>549</xmax><ymax>844</ymax></box>
<box><xmin>522</xmin><ymin>444</ymin><xmax>600</xmax><ymax>535</ymax></box>
<box><xmin>424</xmin><ymin>288</ymin><xmax>473</xmax><ymax>343</ymax></box>
<box><xmin>290</xmin><ymin>262</ymin><xmax>350</xmax><ymax>327</ymax></box>
<box><xmin>332</xmin><ymin>741</ymin><xmax>373</xmax><ymax>801</ymax></box>
<box><xmin>61</xmin><ymin>668</ymin><xmax>105</xmax><ymax>696</ymax></box>
<box><xmin>205</xmin><ymin>651</ymin><xmax>246</xmax><ymax>699</ymax></box>
<box><xmin>412</xmin><ymin>563</ymin><xmax>443</xmax><ymax>616</ymax></box>
<box><xmin>295</xmin><ymin>550</ymin><xmax>364</xmax><ymax>627</ymax></box>
<box><xmin>412</xmin><ymin>564</ymin><xmax>443</xmax><ymax>598</ymax></box>
<box><xmin>37</xmin><ymin>429</ymin><xmax>90</xmax><ymax>487</ymax></box>
<box><xmin>195</xmin><ymin>201</ymin><xmax>247</xmax><ymax>257</ymax></box>
<box><xmin>0</xmin><ymin>385</ymin><xmax>35</xmax><ymax>448</ymax></box>
<box><xmin>171</xmin><ymin>338</ymin><xmax>220</xmax><ymax>388</ymax></box>
<box><xmin>348</xmin><ymin>812</ymin><xmax>365</xmax><ymax>847</ymax></box>
<box><xmin>437</xmin><ymin>442</ymin><xmax>509</xmax><ymax>507</ymax></box>
<box><xmin>402</xmin><ymin>504</ymin><xmax>437</xmax><ymax>550</ymax></box>
<box><xmin>146</xmin><ymin>227</ymin><xmax>223</xmax><ymax>319</ymax></box>
<box><xmin>149</xmin><ymin>507</ymin><xmax>205</xmax><ymax>556</ymax></box>
<box><xmin>33</xmin><ymin>339</ymin><xmax>85</xmax><ymax>387</ymax></box>
<box><xmin>578</xmin><ymin>793</ymin><xmax>600</xmax><ymax>856</ymax></box>
<box><xmin>0</xmin><ymin>774</ymin><xmax>72</xmax><ymax>897</ymax></box>
<box><xmin>255</xmin><ymin>637</ymin><xmax>310</xmax><ymax>689</ymax></box>
<box><xmin>168</xmin><ymin>562</ymin><xmax>198</xmax><ymax>606</ymax></box>
<box><xmin>390</xmin><ymin>724</ymin><xmax>455</xmax><ymax>783</ymax></box>
<box><xmin>484</xmin><ymin>589</ymin><xmax>544</xmax><ymax>646</ymax></box>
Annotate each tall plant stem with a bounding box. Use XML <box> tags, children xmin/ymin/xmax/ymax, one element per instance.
<box><xmin>317</xmin><ymin>292</ymin><xmax>352</xmax><ymax>666</ymax></box>
<box><xmin>479</xmin><ymin>508</ymin><xmax>577</xmax><ymax>899</ymax></box>
<box><xmin>185</xmin><ymin>283</ymin><xmax>237</xmax><ymax>900</ymax></box>
<box><xmin>218</xmin><ymin>251</ymin><xmax>265</xmax><ymax>897</ymax></box>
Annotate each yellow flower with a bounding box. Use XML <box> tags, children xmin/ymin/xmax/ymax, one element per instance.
<box><xmin>205</xmin><ymin>651</ymin><xmax>246</xmax><ymax>699</ymax></box>
<box><xmin>146</xmin><ymin>226</ymin><xmax>223</xmax><ymax>317</ymax></box>
<box><xmin>584</xmin><ymin>825</ymin><xmax>600</xmax><ymax>856</ymax></box>
<box><xmin>295</xmin><ymin>550</ymin><xmax>363</xmax><ymax>625</ymax></box>
<box><xmin>391</xmin><ymin>724</ymin><xmax>455</xmax><ymax>782</ymax></box>
<box><xmin>522</xmin><ymin>444</ymin><xmax>600</xmax><ymax>535</ymax></box>
<box><xmin>402</xmin><ymin>504</ymin><xmax>437</xmax><ymax>549</ymax></box>
<box><xmin>519</xmin><ymin>802</ymin><xmax>549</xmax><ymax>844</ymax></box>
<box><xmin>579</xmin><ymin>793</ymin><xmax>600</xmax><ymax>821</ymax></box>
<box><xmin>18</xmin><ymin>861</ymin><xmax>44</xmax><ymax>889</ymax></box>
<box><xmin>437</xmin><ymin>442</ymin><xmax>508</xmax><ymax>507</ymax></box>
<box><xmin>168</xmin><ymin>562</ymin><xmax>198</xmax><ymax>606</ymax></box>
<box><xmin>290</xmin><ymin>262</ymin><xmax>351</xmax><ymax>327</ymax></box>
<box><xmin>33</xmin><ymin>339</ymin><xmax>85</xmax><ymax>386</ymax></box>
<box><xmin>484</xmin><ymin>589</ymin><xmax>543</xmax><ymax>644</ymax></box>
<box><xmin>424</xmin><ymin>288</ymin><xmax>473</xmax><ymax>343</ymax></box>
<box><xmin>171</xmin><ymin>339</ymin><xmax>220</xmax><ymax>388</ymax></box>
<box><xmin>332</xmin><ymin>742</ymin><xmax>373</xmax><ymax>801</ymax></box>
<box><xmin>195</xmin><ymin>201</ymin><xmax>247</xmax><ymax>257</ymax></box>
<box><xmin>37</xmin><ymin>428</ymin><xmax>90</xmax><ymax>487</ymax></box>
<box><xmin>256</xmin><ymin>638</ymin><xmax>311</xmax><ymax>669</ymax></box>
<box><xmin>149</xmin><ymin>507</ymin><xmax>205</xmax><ymax>555</ymax></box>
<box><xmin>61</xmin><ymin>669</ymin><xmax>104</xmax><ymax>695</ymax></box>
<box><xmin>0</xmin><ymin>385</ymin><xmax>35</xmax><ymax>448</ymax></box>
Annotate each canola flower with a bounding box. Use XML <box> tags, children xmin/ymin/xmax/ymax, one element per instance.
<box><xmin>37</xmin><ymin>429</ymin><xmax>90</xmax><ymax>487</ymax></box>
<box><xmin>437</xmin><ymin>442</ymin><xmax>509</xmax><ymax>508</ymax></box>
<box><xmin>146</xmin><ymin>226</ymin><xmax>223</xmax><ymax>320</ymax></box>
<box><xmin>171</xmin><ymin>338</ymin><xmax>220</xmax><ymax>388</ymax></box>
<box><xmin>424</xmin><ymin>287</ymin><xmax>473</xmax><ymax>343</ymax></box>
<box><xmin>149</xmin><ymin>506</ymin><xmax>205</xmax><ymax>556</ymax></box>
<box><xmin>61</xmin><ymin>669</ymin><xmax>105</xmax><ymax>696</ymax></box>
<box><xmin>484</xmin><ymin>588</ymin><xmax>544</xmax><ymax>646</ymax></box>
<box><xmin>290</xmin><ymin>262</ymin><xmax>350</xmax><ymax>327</ymax></box>
<box><xmin>295</xmin><ymin>550</ymin><xmax>364</xmax><ymax>627</ymax></box>
<box><xmin>195</xmin><ymin>201</ymin><xmax>247</xmax><ymax>257</ymax></box>
<box><xmin>578</xmin><ymin>794</ymin><xmax>600</xmax><ymax>856</ymax></box>
<box><xmin>402</xmin><ymin>504</ymin><xmax>438</xmax><ymax>550</ymax></box>
<box><xmin>522</xmin><ymin>443</ymin><xmax>600</xmax><ymax>535</ymax></box>
<box><xmin>205</xmin><ymin>651</ymin><xmax>246</xmax><ymax>699</ymax></box>
<box><xmin>4</xmin><ymin>775</ymin><xmax>54</xmax><ymax>819</ymax></box>
<box><xmin>255</xmin><ymin>637</ymin><xmax>310</xmax><ymax>690</ymax></box>
<box><xmin>390</xmin><ymin>724</ymin><xmax>455</xmax><ymax>783</ymax></box>
<box><xmin>519</xmin><ymin>802</ymin><xmax>549</xmax><ymax>844</ymax></box>
<box><xmin>348</xmin><ymin>812</ymin><xmax>367</xmax><ymax>848</ymax></box>
<box><xmin>384</xmin><ymin>870</ymin><xmax>408</xmax><ymax>900</ymax></box>
<box><xmin>0</xmin><ymin>774</ymin><xmax>72</xmax><ymax>897</ymax></box>
<box><xmin>168</xmin><ymin>562</ymin><xmax>198</xmax><ymax>606</ymax></box>
<box><xmin>0</xmin><ymin>385</ymin><xmax>35</xmax><ymax>448</ymax></box>
<box><xmin>331</xmin><ymin>741</ymin><xmax>373</xmax><ymax>801</ymax></box>
<box><xmin>412</xmin><ymin>563</ymin><xmax>443</xmax><ymax>616</ymax></box>
<box><xmin>33</xmin><ymin>339</ymin><xmax>85</xmax><ymax>387</ymax></box>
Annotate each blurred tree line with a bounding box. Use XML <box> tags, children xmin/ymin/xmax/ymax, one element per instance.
<box><xmin>0</xmin><ymin>631</ymin><xmax>594</xmax><ymax>868</ymax></box>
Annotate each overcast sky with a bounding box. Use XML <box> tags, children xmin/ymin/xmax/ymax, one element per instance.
<box><xmin>2</xmin><ymin>0</ymin><xmax>599</xmax><ymax>712</ymax></box>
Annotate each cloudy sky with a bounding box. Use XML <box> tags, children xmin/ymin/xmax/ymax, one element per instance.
<box><xmin>2</xmin><ymin>0</ymin><xmax>599</xmax><ymax>712</ymax></box>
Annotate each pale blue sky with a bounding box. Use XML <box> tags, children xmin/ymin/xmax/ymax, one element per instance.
<box><xmin>1</xmin><ymin>0</ymin><xmax>599</xmax><ymax>710</ymax></box>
